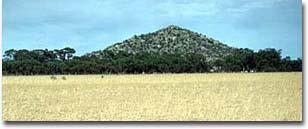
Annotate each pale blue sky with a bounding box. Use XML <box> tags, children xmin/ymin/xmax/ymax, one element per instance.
<box><xmin>2</xmin><ymin>0</ymin><xmax>302</xmax><ymax>58</ymax></box>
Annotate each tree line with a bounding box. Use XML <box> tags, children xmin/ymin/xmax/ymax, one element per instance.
<box><xmin>2</xmin><ymin>47</ymin><xmax>302</xmax><ymax>75</ymax></box>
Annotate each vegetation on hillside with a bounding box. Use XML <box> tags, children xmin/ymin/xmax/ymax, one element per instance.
<box><xmin>92</xmin><ymin>25</ymin><xmax>236</xmax><ymax>61</ymax></box>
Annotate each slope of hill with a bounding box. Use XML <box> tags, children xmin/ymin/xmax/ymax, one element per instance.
<box><xmin>89</xmin><ymin>25</ymin><xmax>236</xmax><ymax>61</ymax></box>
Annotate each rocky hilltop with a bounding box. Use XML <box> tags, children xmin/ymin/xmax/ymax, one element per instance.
<box><xmin>90</xmin><ymin>25</ymin><xmax>237</xmax><ymax>61</ymax></box>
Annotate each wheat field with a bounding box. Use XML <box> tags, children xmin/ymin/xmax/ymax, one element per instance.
<box><xmin>2</xmin><ymin>72</ymin><xmax>302</xmax><ymax>121</ymax></box>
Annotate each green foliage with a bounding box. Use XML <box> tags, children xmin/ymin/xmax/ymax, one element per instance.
<box><xmin>2</xmin><ymin>47</ymin><xmax>302</xmax><ymax>75</ymax></box>
<box><xmin>255</xmin><ymin>48</ymin><xmax>282</xmax><ymax>72</ymax></box>
<box><xmin>219</xmin><ymin>48</ymin><xmax>255</xmax><ymax>72</ymax></box>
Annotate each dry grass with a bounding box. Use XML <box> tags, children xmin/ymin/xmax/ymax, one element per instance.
<box><xmin>2</xmin><ymin>72</ymin><xmax>302</xmax><ymax>121</ymax></box>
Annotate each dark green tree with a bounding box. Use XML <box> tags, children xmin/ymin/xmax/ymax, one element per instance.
<box><xmin>255</xmin><ymin>48</ymin><xmax>282</xmax><ymax>72</ymax></box>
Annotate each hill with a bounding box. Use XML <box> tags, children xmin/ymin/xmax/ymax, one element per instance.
<box><xmin>89</xmin><ymin>25</ymin><xmax>236</xmax><ymax>61</ymax></box>
<box><xmin>2</xmin><ymin>25</ymin><xmax>302</xmax><ymax>75</ymax></box>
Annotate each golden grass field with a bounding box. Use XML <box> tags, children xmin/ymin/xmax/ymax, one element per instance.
<box><xmin>2</xmin><ymin>72</ymin><xmax>302</xmax><ymax>121</ymax></box>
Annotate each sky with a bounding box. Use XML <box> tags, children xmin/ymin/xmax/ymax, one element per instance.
<box><xmin>2</xmin><ymin>0</ymin><xmax>302</xmax><ymax>58</ymax></box>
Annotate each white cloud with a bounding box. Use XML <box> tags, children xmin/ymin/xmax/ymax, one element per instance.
<box><xmin>150</xmin><ymin>0</ymin><xmax>289</xmax><ymax>18</ymax></box>
<box><xmin>151</xmin><ymin>0</ymin><xmax>218</xmax><ymax>17</ymax></box>
<box><xmin>227</xmin><ymin>0</ymin><xmax>289</xmax><ymax>14</ymax></box>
